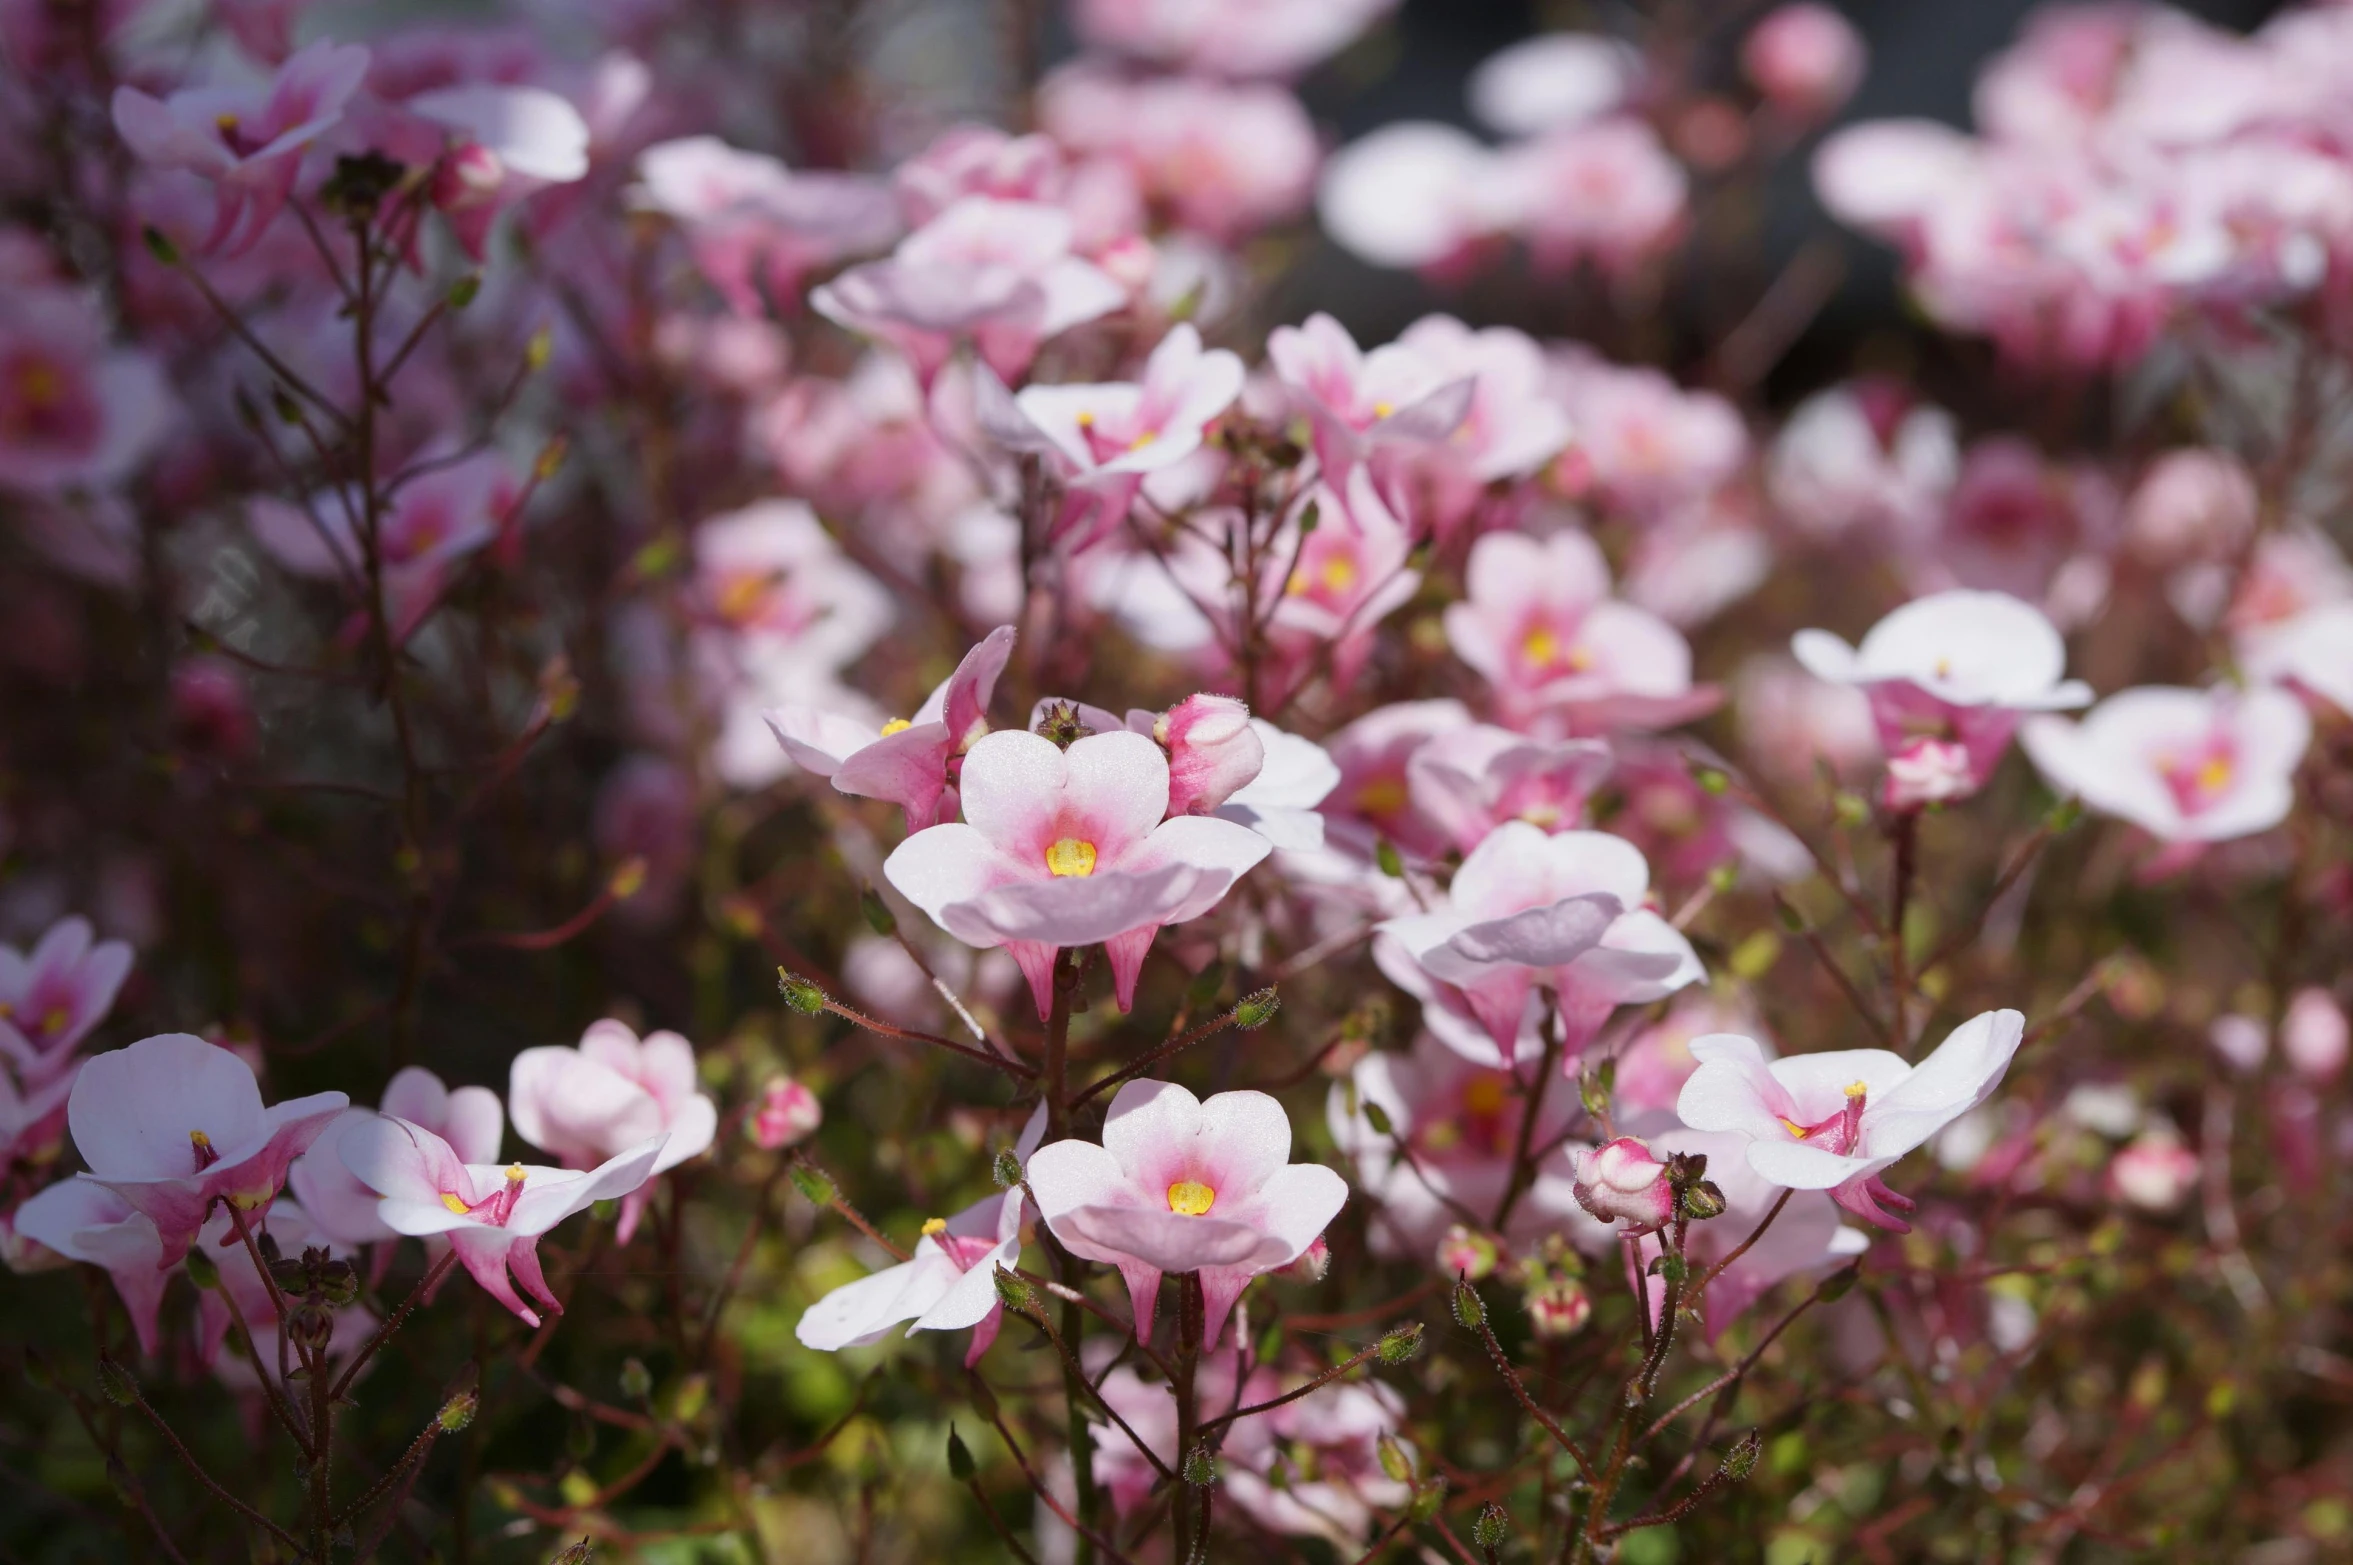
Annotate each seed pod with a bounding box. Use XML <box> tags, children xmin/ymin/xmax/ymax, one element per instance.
<box><xmin>946</xmin><ymin>1424</ymin><xmax>977</xmax><ymax>1482</ymax></box>
<box><xmin>1377</xmin><ymin>1322</ymin><xmax>1425</xmax><ymax>1364</ymax></box>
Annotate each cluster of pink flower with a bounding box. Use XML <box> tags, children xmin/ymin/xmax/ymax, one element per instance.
<box><xmin>1818</xmin><ymin>4</ymin><xmax>2353</xmax><ymax>368</ymax></box>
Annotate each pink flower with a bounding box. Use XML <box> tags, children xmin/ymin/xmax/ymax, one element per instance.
<box><xmin>978</xmin><ymin>323</ymin><xmax>1245</xmax><ymax>547</ymax></box>
<box><xmin>1506</xmin><ymin>119</ymin><xmax>1689</xmax><ymax>276</ymax></box>
<box><xmin>1215</xmin><ymin>720</ymin><xmax>1339</xmax><ymax>850</ymax></box>
<box><xmin>811</xmin><ymin>197</ymin><xmax>1126</xmax><ymax>384</ymax></box>
<box><xmin>1</xmin><ymin>1059</ymin><xmax>78</xmax><ymax>1171</ymax></box>
<box><xmin>1317</xmin><ymin>698</ymin><xmax>1474</xmax><ymax>864</ymax></box>
<box><xmin>1069</xmin><ymin>0</ymin><xmax>1398</xmax><ymax>79</ymax></box>
<box><xmin>796</xmin><ymin>1188</ymin><xmax>1024</xmax><ymax>1366</ymax></box>
<box><xmin>1266</xmin><ymin>312</ymin><xmax>1472</xmax><ymax>478</ymax></box>
<box><xmin>1675</xmin><ymin>1010</ymin><xmax>2026</xmax><ymax>1231</ymax></box>
<box><xmin>1811</xmin><ymin>118</ymin><xmax>1981</xmax><ymax>246</ymax></box>
<box><xmin>289</xmin><ymin>1067</ymin><xmax>503</xmax><ymax>1249</ymax></box>
<box><xmin>1328</xmin><ymin>1030</ymin><xmax>1579</xmax><ymax>1255</ymax></box>
<box><xmin>1547</xmin><ymin>352</ymin><xmax>1746</xmax><ymax>516</ymax></box>
<box><xmin>1138</xmin><ymin>694</ymin><xmax>1264</xmax><ymax>819</ymax></box>
<box><xmin>2019</xmin><ymin>685</ymin><xmax>2311</xmax><ymax>844</ymax></box>
<box><xmin>1221</xmin><ymin>1379</ymin><xmax>1411</xmax><ymax>1544</ymax></box>
<box><xmin>2107</xmin><ymin>1132</ymin><xmax>2199</xmax><ymax>1212</ymax></box>
<box><xmin>1025</xmin><ymin>1079</ymin><xmax>1346</xmax><ymax>1344</ymax></box>
<box><xmin>1734</xmin><ymin>656</ymin><xmax>1880</xmax><ymax>786</ymax></box>
<box><xmin>894</xmin><ymin>125</ymin><xmax>1065</xmax><ymax>224</ymax></box>
<box><xmin>2124</xmin><ymin>449</ymin><xmax>2257</xmax><ymax>565</ymax></box>
<box><xmin>768</xmin><ymin>625</ymin><xmax>1017</xmax><ymax>831</ymax></box>
<box><xmin>111</xmin><ymin>39</ymin><xmax>371</xmax><ymax>254</ymax></box>
<box><xmin>2243</xmin><ymin>603</ymin><xmax>2353</xmax><ymax>719</ymax></box>
<box><xmin>336</xmin><ymin>1114</ymin><xmax>663</xmax><ymax>1326</ymax></box>
<box><xmin>1646</xmin><ymin>1127</ymin><xmax>1866</xmax><ymax>1337</ymax></box>
<box><xmin>1766</xmin><ymin>381</ymin><xmax>1958</xmax><ymax>542</ymax></box>
<box><xmin>1262</xmin><ymin>468</ymin><xmax>1425</xmax><ymax>695</ymax></box>
<box><xmin>193</xmin><ymin>1200</ymin><xmax>377</xmax><ymax>1392</ymax></box>
<box><xmin>635</xmin><ymin>136</ymin><xmax>900</xmax><ymax>317</ymax></box>
<box><xmin>400</xmin><ymin>83</ymin><xmax>591</xmax><ymax>258</ymax></box>
<box><xmin>1569</xmin><ymin>1136</ymin><xmax>1675</xmax><ymax>1231</ymax></box>
<box><xmin>1743</xmin><ymin>4</ymin><xmax>1868</xmax><ymax>121</ymax></box>
<box><xmin>749</xmin><ymin>1075</ymin><xmax>823</xmax><ymax>1149</ymax></box>
<box><xmin>1317</xmin><ymin>123</ymin><xmax>1524</xmax><ymax>276</ymax></box>
<box><xmin>1405</xmin><ymin>724</ymin><xmax>1613</xmax><ymax>854</ymax></box>
<box><xmin>883</xmin><ymin>728</ymin><xmax>1271</xmax><ymax>1018</ymax></box>
<box><xmin>1038</xmin><ymin>67</ymin><xmax>1319</xmax><ymax>242</ymax></box>
<box><xmin>1445</xmin><ymin>530</ymin><xmax>1714</xmax><ymax>733</ymax></box>
<box><xmin>0</xmin><ymin>289</ymin><xmax>174</xmax><ymax>497</ymax></box>
<box><xmin>508</xmin><ymin>1020</ymin><xmax>717</xmax><ymax>1244</ymax></box>
<box><xmin>1376</xmin><ymin>824</ymin><xmax>1701</xmax><ymax>1065</ymax></box>
<box><xmin>2282</xmin><ymin>989</ymin><xmax>2349</xmax><ymax>1081</ymax></box>
<box><xmin>1382</xmin><ymin>315</ymin><xmax>1574</xmax><ymax>538</ymax></box>
<box><xmin>1795</xmin><ymin>589</ymin><xmax>2092</xmax><ymax>808</ymax></box>
<box><xmin>0</xmin><ymin>916</ymin><xmax>132</xmax><ymax>1083</ymax></box>
<box><xmin>66</xmin><ymin>1033</ymin><xmax>347</xmax><ymax>1266</ymax></box>
<box><xmin>10</xmin><ymin>1178</ymin><xmax>174</xmax><ymax>1354</ymax></box>
<box><xmin>1469</xmin><ymin>33</ymin><xmax>1639</xmax><ymax>137</ymax></box>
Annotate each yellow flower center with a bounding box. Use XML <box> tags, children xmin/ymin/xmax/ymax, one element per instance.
<box><xmin>879</xmin><ymin>718</ymin><xmax>913</xmax><ymax>737</ymax></box>
<box><xmin>1843</xmin><ymin>1080</ymin><xmax>1868</xmax><ymax>1098</ymax></box>
<box><xmin>214</xmin><ymin>112</ymin><xmax>240</xmax><ymax>134</ymax></box>
<box><xmin>1778</xmin><ymin>1116</ymin><xmax>1806</xmax><ymax>1137</ymax></box>
<box><xmin>39</xmin><ymin>1005</ymin><xmax>69</xmax><ymax>1037</ymax></box>
<box><xmin>713</xmin><ymin>572</ymin><xmax>770</xmax><ymax>623</ymax></box>
<box><xmin>1353</xmin><ymin>776</ymin><xmax>1407</xmax><ymax>820</ymax></box>
<box><xmin>2196</xmin><ymin>754</ymin><xmax>2233</xmax><ymax>793</ymax></box>
<box><xmin>1074</xmin><ymin>410</ymin><xmax>1095</xmax><ymax>427</ymax></box>
<box><xmin>1371</xmin><ymin>400</ymin><xmax>1395</xmax><ymax>419</ymax></box>
<box><xmin>189</xmin><ymin>1129</ymin><xmax>212</xmax><ymax>1151</ymax></box>
<box><xmin>1045</xmin><ymin>838</ymin><xmax>1098</xmax><ymax>877</ymax></box>
<box><xmin>1166</xmin><ymin>1180</ymin><xmax>1217</xmax><ymax>1217</ymax></box>
<box><xmin>1128</xmin><ymin>430</ymin><xmax>1158</xmax><ymax>451</ymax></box>
<box><xmin>1524</xmin><ymin>626</ymin><xmax>1561</xmax><ymax>667</ymax></box>
<box><xmin>441</xmin><ymin>1192</ymin><xmax>472</xmax><ymax>1214</ymax></box>
<box><xmin>15</xmin><ymin>360</ymin><xmax>62</xmax><ymax>408</ymax></box>
<box><xmin>921</xmin><ymin>1216</ymin><xmax>948</xmax><ymax>1237</ymax></box>
<box><xmin>1461</xmin><ymin>1077</ymin><xmax>1509</xmax><ymax>1118</ymax></box>
<box><xmin>505</xmin><ymin>1163</ymin><xmax>526</xmax><ymax>1182</ymax></box>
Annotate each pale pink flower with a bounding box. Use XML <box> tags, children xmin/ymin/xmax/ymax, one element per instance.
<box><xmin>692</xmin><ymin>498</ymin><xmax>892</xmax><ymax>668</ymax></box>
<box><xmin>1507</xmin><ymin>119</ymin><xmax>1688</xmax><ymax>275</ymax></box>
<box><xmin>1568</xmin><ymin>1136</ymin><xmax>1675</xmax><ymax>1231</ymax></box>
<box><xmin>1794</xmin><ymin>589</ymin><xmax>2091</xmax><ymax>808</ymax></box>
<box><xmin>795</xmin><ymin>1108</ymin><xmax>1040</xmax><ymax>1365</ymax></box>
<box><xmin>883</xmin><ymin>728</ymin><xmax>1271</xmax><ymax>1018</ymax></box>
<box><xmin>1382</xmin><ymin>316</ymin><xmax>1573</xmax><ymax>538</ymax></box>
<box><xmin>1766</xmin><ymin>381</ymin><xmax>1958</xmax><ymax>542</ymax></box>
<box><xmin>337</xmin><ymin>1114</ymin><xmax>662</xmax><ymax>1326</ymax></box>
<box><xmin>767</xmin><ymin>626</ymin><xmax>1017</xmax><ymax>831</ymax></box>
<box><xmin>1317</xmin><ymin>124</ymin><xmax>1523</xmax><ymax>275</ymax></box>
<box><xmin>1327</xmin><ymin>1031</ymin><xmax>1578</xmax><ymax>1255</ymax></box>
<box><xmin>1266</xmin><ymin>312</ymin><xmax>1472</xmax><ymax>479</ymax></box>
<box><xmin>1262</xmin><ymin>466</ymin><xmax>1426</xmax><ymax>694</ymax></box>
<box><xmin>1317</xmin><ymin>699</ymin><xmax>1474</xmax><ymax>864</ymax></box>
<box><xmin>0</xmin><ymin>289</ymin><xmax>173</xmax><ymax>496</ymax></box>
<box><xmin>2282</xmin><ymin>989</ymin><xmax>2349</xmax><ymax>1081</ymax></box>
<box><xmin>2020</xmin><ymin>685</ymin><xmax>2310</xmax><ymax>844</ymax></box>
<box><xmin>400</xmin><ymin>83</ymin><xmax>592</xmax><ymax>258</ymax></box>
<box><xmin>508</xmin><ymin>1020</ymin><xmax>717</xmax><ymax>1243</ymax></box>
<box><xmin>193</xmin><ymin>1200</ymin><xmax>376</xmax><ymax>1391</ymax></box>
<box><xmin>1811</xmin><ymin>119</ymin><xmax>1981</xmax><ymax>245</ymax></box>
<box><xmin>894</xmin><ymin>125</ymin><xmax>1065</xmax><ymax>224</ymax></box>
<box><xmin>0</xmin><ymin>916</ymin><xmax>132</xmax><ymax>1082</ymax></box>
<box><xmin>214</xmin><ymin>0</ymin><xmax>309</xmax><ymax>62</ymax></box>
<box><xmin>2124</xmin><ymin>449</ymin><xmax>2256</xmax><ymax>565</ymax></box>
<box><xmin>1675</xmin><ymin>1009</ymin><xmax>2027</xmax><ymax>1231</ymax></box>
<box><xmin>1133</xmin><ymin>694</ymin><xmax>1264</xmax><ymax>819</ymax></box>
<box><xmin>9</xmin><ymin>1178</ymin><xmax>172</xmax><ymax>1354</ymax></box>
<box><xmin>1</xmin><ymin>1060</ymin><xmax>78</xmax><ymax>1171</ymax></box>
<box><xmin>1607</xmin><ymin>744</ymin><xmax>1810</xmax><ymax>888</ymax></box>
<box><xmin>111</xmin><ymin>40</ymin><xmax>371</xmax><ymax>254</ymax></box>
<box><xmin>290</xmin><ymin>1067</ymin><xmax>503</xmax><ymax>1249</ymax></box>
<box><xmin>2107</xmin><ymin>1131</ymin><xmax>2199</xmax><ymax>1212</ymax></box>
<box><xmin>66</xmin><ymin>1033</ymin><xmax>347</xmax><ymax>1266</ymax></box>
<box><xmin>811</xmin><ymin>197</ymin><xmax>1126</xmax><ymax>383</ymax></box>
<box><xmin>1923</xmin><ymin>438</ymin><xmax>2118</xmax><ymax>611</ymax></box>
<box><xmin>2210</xmin><ymin>1012</ymin><xmax>2269</xmax><ymax>1075</ymax></box>
<box><xmin>1469</xmin><ymin>33</ymin><xmax>1639</xmax><ymax>137</ymax></box>
<box><xmin>1882</xmin><ymin>739</ymin><xmax>1976</xmax><ymax>811</ymax></box>
<box><xmin>2243</xmin><ymin>603</ymin><xmax>2353</xmax><ymax>719</ymax></box>
<box><xmin>1743</xmin><ymin>4</ymin><xmax>1867</xmax><ymax>121</ymax></box>
<box><xmin>1405</xmin><ymin>724</ymin><xmax>1613</xmax><ymax>854</ymax></box>
<box><xmin>1547</xmin><ymin>353</ymin><xmax>1746</xmax><ymax>517</ymax></box>
<box><xmin>978</xmin><ymin>322</ymin><xmax>1244</xmax><ymax>547</ymax></box>
<box><xmin>749</xmin><ymin>1075</ymin><xmax>822</xmax><ymax>1149</ymax></box>
<box><xmin>592</xmin><ymin>756</ymin><xmax>698</xmax><ymax>926</ymax></box>
<box><xmin>1376</xmin><ymin>823</ymin><xmax>1701</xmax><ymax>1065</ymax></box>
<box><xmin>1025</xmin><ymin>1079</ymin><xmax>1346</xmax><ymax>1344</ymax></box>
<box><xmin>1222</xmin><ymin>1379</ymin><xmax>1411</xmax><ymax>1544</ymax></box>
<box><xmin>636</xmin><ymin>136</ymin><xmax>900</xmax><ymax>317</ymax></box>
<box><xmin>1215</xmin><ymin>720</ymin><xmax>1339</xmax><ymax>851</ymax></box>
<box><xmin>1732</xmin><ymin>655</ymin><xmax>1880</xmax><ymax>786</ymax></box>
<box><xmin>1445</xmin><ymin>530</ymin><xmax>1713</xmax><ymax>733</ymax></box>
<box><xmin>1038</xmin><ymin>67</ymin><xmax>1318</xmax><ymax>242</ymax></box>
<box><xmin>1069</xmin><ymin>0</ymin><xmax>1398</xmax><ymax>79</ymax></box>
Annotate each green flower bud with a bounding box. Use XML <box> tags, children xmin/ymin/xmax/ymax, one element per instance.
<box><xmin>777</xmin><ymin>970</ymin><xmax>828</xmax><ymax>1015</ymax></box>
<box><xmin>1377</xmin><ymin>1321</ymin><xmax>1424</xmax><ymax>1364</ymax></box>
<box><xmin>1233</xmin><ymin>987</ymin><xmax>1281</xmax><ymax>1030</ymax></box>
<box><xmin>947</xmin><ymin>1424</ymin><xmax>977</xmax><ymax>1482</ymax></box>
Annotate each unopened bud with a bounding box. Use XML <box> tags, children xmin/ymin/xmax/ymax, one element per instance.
<box><xmin>946</xmin><ymin>1424</ymin><xmax>977</xmax><ymax>1481</ymax></box>
<box><xmin>1182</xmin><ymin>1441</ymin><xmax>1216</xmax><ymax>1486</ymax></box>
<box><xmin>992</xmin><ymin>1147</ymin><xmax>1024</xmax><ymax>1188</ymax></box>
<box><xmin>1280</xmin><ymin>1235</ymin><xmax>1330</xmax><ymax>1283</ymax></box>
<box><xmin>288</xmin><ymin>1303</ymin><xmax>333</xmax><ymax>1354</ymax></box>
<box><xmin>1722</xmin><ymin>1428</ymin><xmax>1762</xmax><ymax>1483</ymax></box>
<box><xmin>1376</xmin><ymin>1432</ymin><xmax>1413</xmax><ymax>1483</ymax></box>
<box><xmin>1233</xmin><ymin>987</ymin><xmax>1280</xmax><ymax>1030</ymax></box>
<box><xmin>97</xmin><ymin>1357</ymin><xmax>139</xmax><ymax>1407</ymax></box>
<box><xmin>183</xmin><ymin>1248</ymin><xmax>220</xmax><ymax>1290</ymax></box>
<box><xmin>141</xmin><ymin>224</ymin><xmax>181</xmax><ymax>265</ymax></box>
<box><xmin>438</xmin><ymin>1389</ymin><xmax>479</xmax><ymax>1432</ymax></box>
<box><xmin>1679</xmin><ymin>1179</ymin><xmax>1728</xmax><ymax>1222</ymax></box>
<box><xmin>778</xmin><ymin>970</ymin><xmax>827</xmax><ymax>1015</ymax></box>
<box><xmin>787</xmin><ymin>1163</ymin><xmax>837</xmax><ymax>1206</ymax></box>
<box><xmin>1473</xmin><ymin>1500</ymin><xmax>1511</xmax><ymax>1550</ymax></box>
<box><xmin>619</xmin><ymin>1359</ymin><xmax>652</xmax><ymax>1401</ymax></box>
<box><xmin>1295</xmin><ymin>499</ymin><xmax>1321</xmax><ymax>535</ymax></box>
<box><xmin>1436</xmin><ymin>1225</ymin><xmax>1500</xmax><ymax>1282</ymax></box>
<box><xmin>748</xmin><ymin>1076</ymin><xmax>821</xmax><ymax>1150</ymax></box>
<box><xmin>1525</xmin><ymin>1277</ymin><xmax>1592</xmax><ymax>1338</ymax></box>
<box><xmin>860</xmin><ymin>888</ymin><xmax>896</xmax><ymax>936</ymax></box>
<box><xmin>1375</xmin><ymin>839</ymin><xmax>1405</xmax><ymax>878</ymax></box>
<box><xmin>1409</xmin><ymin>1477</ymin><xmax>1448</xmax><ymax>1522</ymax></box>
<box><xmin>1362</xmin><ymin>1100</ymin><xmax>1394</xmax><ymax>1137</ymax></box>
<box><xmin>552</xmin><ymin>1541</ymin><xmax>596</xmax><ymax>1565</ymax></box>
<box><xmin>991</xmin><ymin>1267</ymin><xmax>1036</xmax><ymax>1314</ymax></box>
<box><xmin>446</xmin><ymin>273</ymin><xmax>482</xmax><ymax>310</ymax></box>
<box><xmin>1451</xmin><ymin>1276</ymin><xmax>1486</xmax><ymax>1330</ymax></box>
<box><xmin>1377</xmin><ymin>1321</ymin><xmax>1424</xmax><ymax>1364</ymax></box>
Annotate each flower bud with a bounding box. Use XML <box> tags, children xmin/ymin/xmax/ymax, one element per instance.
<box><xmin>1451</xmin><ymin>1276</ymin><xmax>1486</xmax><ymax>1330</ymax></box>
<box><xmin>2282</xmin><ymin>988</ymin><xmax>2348</xmax><ymax>1080</ymax></box>
<box><xmin>438</xmin><ymin>1389</ymin><xmax>479</xmax><ymax>1432</ymax></box>
<box><xmin>1377</xmin><ymin>1321</ymin><xmax>1425</xmax><ymax>1364</ymax></box>
<box><xmin>1473</xmin><ymin>1500</ymin><xmax>1511</xmax><ymax>1550</ymax></box>
<box><xmin>1376</xmin><ymin>1432</ymin><xmax>1413</xmax><ymax>1483</ymax></box>
<box><xmin>1569</xmin><ymin>1137</ymin><xmax>1677</xmax><ymax>1232</ymax></box>
<box><xmin>287</xmin><ymin>1303</ymin><xmax>333</xmax><ymax>1356</ymax></box>
<box><xmin>97</xmin><ymin>1357</ymin><xmax>139</xmax><ymax>1407</ymax></box>
<box><xmin>1743</xmin><ymin>3</ymin><xmax>1866</xmax><ymax>120</ymax></box>
<box><xmin>1678</xmin><ymin>1179</ymin><xmax>1728</xmax><ymax>1223</ymax></box>
<box><xmin>2209</xmin><ymin>1012</ymin><xmax>2267</xmax><ymax>1074</ymax></box>
<box><xmin>1524</xmin><ymin>1277</ymin><xmax>1592</xmax><ymax>1338</ymax></box>
<box><xmin>1154</xmin><ymin>694</ymin><xmax>1265</xmax><ymax>817</ymax></box>
<box><xmin>1435</xmin><ymin>1225</ymin><xmax>1500</xmax><ymax>1282</ymax></box>
<box><xmin>787</xmin><ymin>1163</ymin><xmax>837</xmax><ymax>1206</ymax></box>
<box><xmin>1182</xmin><ymin>1441</ymin><xmax>1217</xmax><ymax>1487</ymax></box>
<box><xmin>2108</xmin><ymin>1132</ymin><xmax>2198</xmax><ymax>1212</ymax></box>
<box><xmin>1279</xmin><ymin>1234</ymin><xmax>1330</xmax><ymax>1282</ymax></box>
<box><xmin>183</xmin><ymin>1247</ymin><xmax>220</xmax><ymax>1291</ymax></box>
<box><xmin>1409</xmin><ymin>1476</ymin><xmax>1448</xmax><ymax>1522</ymax></box>
<box><xmin>946</xmin><ymin>1424</ymin><xmax>977</xmax><ymax>1482</ymax></box>
<box><xmin>992</xmin><ymin>1267</ymin><xmax>1036</xmax><ymax>1314</ymax></box>
<box><xmin>1233</xmin><ymin>987</ymin><xmax>1281</xmax><ymax>1030</ymax></box>
<box><xmin>748</xmin><ymin>1076</ymin><xmax>822</xmax><ymax>1150</ymax></box>
<box><xmin>619</xmin><ymin>1359</ymin><xmax>652</xmax><ymax>1401</ymax></box>
<box><xmin>1721</xmin><ymin>1428</ymin><xmax>1763</xmax><ymax>1483</ymax></box>
<box><xmin>1883</xmin><ymin>737</ymin><xmax>1974</xmax><ymax>810</ymax></box>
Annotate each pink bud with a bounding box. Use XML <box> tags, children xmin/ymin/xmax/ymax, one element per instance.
<box><xmin>749</xmin><ymin>1075</ymin><xmax>822</xmax><ymax>1150</ymax></box>
<box><xmin>1278</xmin><ymin>1234</ymin><xmax>1331</xmax><ymax>1282</ymax></box>
<box><xmin>1525</xmin><ymin>1277</ymin><xmax>1592</xmax><ymax>1338</ymax></box>
<box><xmin>1154</xmin><ymin>694</ymin><xmax>1265</xmax><ymax>817</ymax></box>
<box><xmin>2107</xmin><ymin>1133</ymin><xmax>2198</xmax><ymax>1212</ymax></box>
<box><xmin>170</xmin><ymin>656</ymin><xmax>256</xmax><ymax>758</ymax></box>
<box><xmin>1883</xmin><ymin>737</ymin><xmax>1974</xmax><ymax>811</ymax></box>
<box><xmin>1435</xmin><ymin>1224</ymin><xmax>1500</xmax><ymax>1282</ymax></box>
<box><xmin>1569</xmin><ymin>1136</ymin><xmax>1676</xmax><ymax>1231</ymax></box>
<box><xmin>2282</xmin><ymin>989</ymin><xmax>2348</xmax><ymax>1080</ymax></box>
<box><xmin>1742</xmin><ymin>3</ymin><xmax>1867</xmax><ymax>120</ymax></box>
<box><xmin>2208</xmin><ymin>1012</ymin><xmax>2268</xmax><ymax>1075</ymax></box>
<box><xmin>434</xmin><ymin>143</ymin><xmax>506</xmax><ymax>211</ymax></box>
